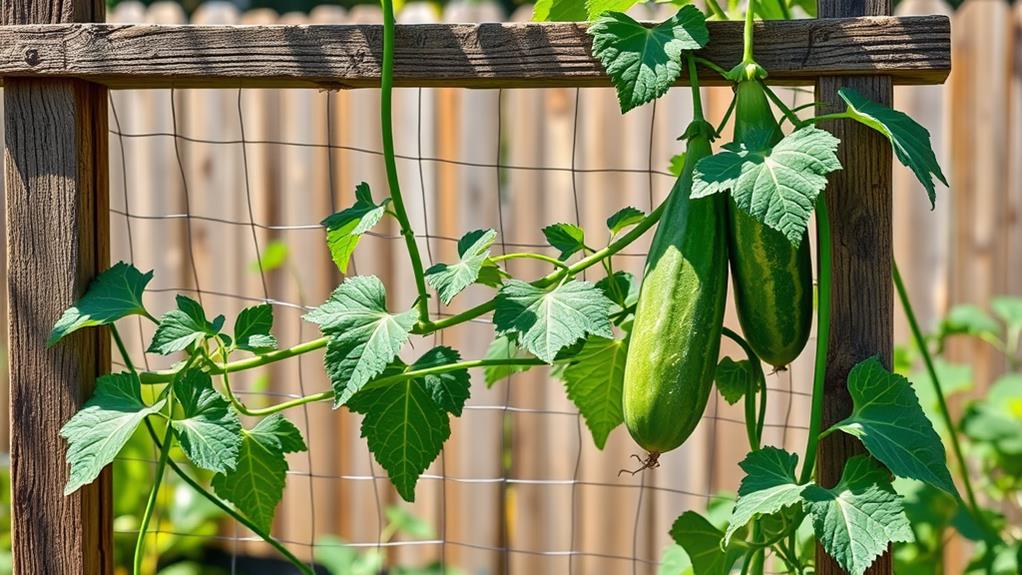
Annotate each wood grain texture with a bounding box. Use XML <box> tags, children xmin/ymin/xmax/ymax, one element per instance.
<box><xmin>0</xmin><ymin>16</ymin><xmax>950</xmax><ymax>89</ymax></box>
<box><xmin>817</xmin><ymin>0</ymin><xmax>895</xmax><ymax>573</ymax></box>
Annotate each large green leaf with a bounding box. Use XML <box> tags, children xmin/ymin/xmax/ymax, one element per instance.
<box><xmin>560</xmin><ymin>336</ymin><xmax>627</xmax><ymax>449</ymax></box>
<box><xmin>411</xmin><ymin>346</ymin><xmax>471</xmax><ymax>417</ymax></box>
<box><xmin>148</xmin><ymin>295</ymin><xmax>223</xmax><ymax>355</ymax></box>
<box><xmin>322</xmin><ymin>182</ymin><xmax>390</xmax><ymax>274</ymax></box>
<box><xmin>49</xmin><ymin>262</ymin><xmax>153</xmax><ymax>345</ymax></box>
<box><xmin>669</xmin><ymin>511</ymin><xmax>746</xmax><ymax>575</ymax></box>
<box><xmin>725</xmin><ymin>447</ymin><xmax>805</xmax><ymax>544</ymax></box>
<box><xmin>483</xmin><ymin>334</ymin><xmax>537</xmax><ymax>387</ymax></box>
<box><xmin>802</xmin><ymin>455</ymin><xmax>913</xmax><ymax>575</ymax></box>
<box><xmin>348</xmin><ymin>378</ymin><xmax>451</xmax><ymax>502</ymax></box>
<box><xmin>585</xmin><ymin>0</ymin><xmax>640</xmax><ymax>19</ymax></box>
<box><xmin>830</xmin><ymin>357</ymin><xmax>957</xmax><ymax>496</ymax></box>
<box><xmin>424</xmin><ymin>229</ymin><xmax>496</xmax><ymax>305</ymax></box>
<box><xmin>692</xmin><ymin>126</ymin><xmax>841</xmax><ymax>245</ymax></box>
<box><xmin>838</xmin><ymin>88</ymin><xmax>947</xmax><ymax>207</ymax></box>
<box><xmin>234</xmin><ymin>303</ymin><xmax>278</xmax><ymax>352</ymax></box>
<box><xmin>211</xmin><ymin>414</ymin><xmax>307</xmax><ymax>531</ymax></box>
<box><xmin>493</xmin><ymin>279</ymin><xmax>613</xmax><ymax>363</ymax></box>
<box><xmin>61</xmin><ymin>372</ymin><xmax>166</xmax><ymax>494</ymax></box>
<box><xmin>714</xmin><ymin>357</ymin><xmax>757</xmax><ymax>405</ymax></box>
<box><xmin>306</xmin><ymin>276</ymin><xmax>419</xmax><ymax>406</ymax></box>
<box><xmin>588</xmin><ymin>6</ymin><xmax>709</xmax><ymax>113</ymax></box>
<box><xmin>170</xmin><ymin>370</ymin><xmax>242</xmax><ymax>474</ymax></box>
<box><xmin>531</xmin><ymin>0</ymin><xmax>587</xmax><ymax>22</ymax></box>
<box><xmin>542</xmin><ymin>223</ymin><xmax>586</xmax><ymax>260</ymax></box>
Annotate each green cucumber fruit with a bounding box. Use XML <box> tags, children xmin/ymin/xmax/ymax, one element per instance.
<box><xmin>728</xmin><ymin>80</ymin><xmax>813</xmax><ymax>369</ymax></box>
<box><xmin>622</xmin><ymin>123</ymin><xmax>728</xmax><ymax>455</ymax></box>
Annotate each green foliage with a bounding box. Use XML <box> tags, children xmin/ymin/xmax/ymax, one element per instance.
<box><xmin>559</xmin><ymin>336</ymin><xmax>628</xmax><ymax>449</ymax></box>
<box><xmin>425</xmin><ymin>229</ymin><xmax>497</xmax><ymax>304</ymax></box>
<box><xmin>148</xmin><ymin>295</ymin><xmax>224</xmax><ymax>355</ymax></box>
<box><xmin>713</xmin><ymin>356</ymin><xmax>757</xmax><ymax>405</ymax></box>
<box><xmin>725</xmin><ymin>447</ymin><xmax>804</xmax><ymax>544</ymax></box>
<box><xmin>483</xmin><ymin>334</ymin><xmax>536</xmax><ymax>387</ymax></box>
<box><xmin>588</xmin><ymin>6</ymin><xmax>709</xmax><ymax>113</ymax></box>
<box><xmin>234</xmin><ymin>303</ymin><xmax>278</xmax><ymax>352</ymax></box>
<box><xmin>323</xmin><ymin>182</ymin><xmax>390</xmax><ymax>274</ymax></box>
<box><xmin>669</xmin><ymin>511</ymin><xmax>746</xmax><ymax>575</ymax></box>
<box><xmin>802</xmin><ymin>456</ymin><xmax>913</xmax><ymax>575</ymax></box>
<box><xmin>48</xmin><ymin>261</ymin><xmax>152</xmax><ymax>345</ymax></box>
<box><xmin>211</xmin><ymin>414</ymin><xmax>307</xmax><ymax>532</ymax></box>
<box><xmin>170</xmin><ymin>370</ymin><xmax>242</xmax><ymax>474</ymax></box>
<box><xmin>61</xmin><ymin>372</ymin><xmax>166</xmax><ymax>495</ymax></box>
<box><xmin>692</xmin><ymin>126</ymin><xmax>842</xmax><ymax>245</ymax></box>
<box><xmin>606</xmin><ymin>207</ymin><xmax>645</xmax><ymax>235</ymax></box>
<box><xmin>411</xmin><ymin>346</ymin><xmax>472</xmax><ymax>416</ymax></box>
<box><xmin>542</xmin><ymin>223</ymin><xmax>586</xmax><ymax>259</ymax></box>
<box><xmin>306</xmin><ymin>275</ymin><xmax>419</xmax><ymax>406</ymax></box>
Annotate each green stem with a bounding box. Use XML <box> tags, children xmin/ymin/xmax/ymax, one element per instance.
<box><xmin>742</xmin><ymin>0</ymin><xmax>756</xmax><ymax>65</ymax></box>
<box><xmin>490</xmin><ymin>252</ymin><xmax>570</xmax><ymax>271</ymax></box>
<box><xmin>688</xmin><ymin>54</ymin><xmax>705</xmax><ymax>123</ymax></box>
<box><xmin>704</xmin><ymin>0</ymin><xmax>728</xmax><ymax>20</ymax></box>
<box><xmin>893</xmin><ymin>260</ymin><xmax>994</xmax><ymax>541</ymax></box>
<box><xmin>134</xmin><ymin>421</ymin><xmax>173</xmax><ymax>575</ymax></box>
<box><xmin>381</xmin><ymin>0</ymin><xmax>431</xmax><ymax>325</ymax></box>
<box><xmin>799</xmin><ymin>195</ymin><xmax>832</xmax><ymax>484</ymax></box>
<box><xmin>722</xmin><ymin>327</ymin><xmax>766</xmax><ymax>450</ymax></box>
<box><xmin>761</xmin><ymin>83</ymin><xmax>802</xmax><ymax>128</ymax></box>
<box><xmin>141</xmin><ymin>337</ymin><xmax>330</xmax><ymax>384</ymax></box>
<box><xmin>715</xmin><ymin>92</ymin><xmax>738</xmax><ymax>137</ymax></box>
<box><xmin>806</xmin><ymin>112</ymin><xmax>852</xmax><ymax>125</ymax></box>
<box><xmin>695</xmin><ymin>57</ymin><xmax>730</xmax><ymax>80</ymax></box>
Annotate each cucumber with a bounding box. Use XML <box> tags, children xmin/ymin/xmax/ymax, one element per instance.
<box><xmin>728</xmin><ymin>80</ymin><xmax>813</xmax><ymax>370</ymax></box>
<box><xmin>622</xmin><ymin>124</ymin><xmax>728</xmax><ymax>456</ymax></box>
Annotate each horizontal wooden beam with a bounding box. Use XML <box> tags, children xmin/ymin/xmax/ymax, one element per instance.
<box><xmin>0</xmin><ymin>16</ymin><xmax>949</xmax><ymax>89</ymax></box>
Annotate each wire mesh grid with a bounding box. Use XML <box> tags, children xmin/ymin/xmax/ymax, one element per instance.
<box><xmin>105</xmin><ymin>80</ymin><xmax>816</xmax><ymax>575</ymax></box>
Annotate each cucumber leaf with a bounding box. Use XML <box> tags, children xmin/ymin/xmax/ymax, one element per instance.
<box><xmin>559</xmin><ymin>336</ymin><xmax>627</xmax><ymax>449</ymax></box>
<box><xmin>714</xmin><ymin>357</ymin><xmax>757</xmax><ymax>405</ymax></box>
<box><xmin>669</xmin><ymin>511</ymin><xmax>746</xmax><ymax>575</ymax></box>
<box><xmin>148</xmin><ymin>295</ymin><xmax>223</xmax><ymax>355</ymax></box>
<box><xmin>962</xmin><ymin>374</ymin><xmax>1022</xmax><ymax>454</ymax></box>
<box><xmin>939</xmin><ymin>303</ymin><xmax>999</xmax><ymax>341</ymax></box>
<box><xmin>61</xmin><ymin>372</ymin><xmax>166</xmax><ymax>495</ymax></box>
<box><xmin>829</xmin><ymin>357</ymin><xmax>958</xmax><ymax>496</ymax></box>
<box><xmin>425</xmin><ymin>229</ymin><xmax>497</xmax><ymax>305</ymax></box>
<box><xmin>802</xmin><ymin>455</ymin><xmax>913</xmax><ymax>575</ymax></box>
<box><xmin>494</xmin><ymin>280</ymin><xmax>613</xmax><ymax>363</ymax></box>
<box><xmin>234</xmin><ymin>303</ymin><xmax>278</xmax><ymax>352</ymax></box>
<box><xmin>585</xmin><ymin>0</ymin><xmax>640</xmax><ymax>20</ymax></box>
<box><xmin>692</xmin><ymin>126</ymin><xmax>841</xmax><ymax>245</ymax></box>
<box><xmin>306</xmin><ymin>276</ymin><xmax>418</xmax><ymax>406</ymax></box>
<box><xmin>588</xmin><ymin>6</ymin><xmax>709</xmax><ymax>113</ymax></box>
<box><xmin>211</xmin><ymin>414</ymin><xmax>307</xmax><ymax>532</ymax></box>
<box><xmin>411</xmin><ymin>346</ymin><xmax>471</xmax><ymax>417</ymax></box>
<box><xmin>606</xmin><ymin>206</ymin><xmax>645</xmax><ymax>234</ymax></box>
<box><xmin>532</xmin><ymin>0</ymin><xmax>587</xmax><ymax>22</ymax></box>
<box><xmin>838</xmin><ymin>88</ymin><xmax>947</xmax><ymax>208</ymax></box>
<box><xmin>322</xmin><ymin>182</ymin><xmax>390</xmax><ymax>274</ymax></box>
<box><xmin>483</xmin><ymin>334</ymin><xmax>536</xmax><ymax>387</ymax></box>
<box><xmin>170</xmin><ymin>370</ymin><xmax>242</xmax><ymax>474</ymax></box>
<box><xmin>49</xmin><ymin>262</ymin><xmax>153</xmax><ymax>345</ymax></box>
<box><xmin>725</xmin><ymin>447</ymin><xmax>805</xmax><ymax>544</ymax></box>
<box><xmin>542</xmin><ymin>223</ymin><xmax>586</xmax><ymax>260</ymax></box>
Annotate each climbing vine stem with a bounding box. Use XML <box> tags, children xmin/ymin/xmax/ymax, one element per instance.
<box><xmin>799</xmin><ymin>194</ymin><xmax>832</xmax><ymax>484</ymax></box>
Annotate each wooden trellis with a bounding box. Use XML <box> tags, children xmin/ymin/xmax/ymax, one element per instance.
<box><xmin>0</xmin><ymin>0</ymin><xmax>949</xmax><ymax>573</ymax></box>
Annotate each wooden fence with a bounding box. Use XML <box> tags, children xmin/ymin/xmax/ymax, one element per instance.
<box><xmin>0</xmin><ymin>0</ymin><xmax>1012</xmax><ymax>572</ymax></box>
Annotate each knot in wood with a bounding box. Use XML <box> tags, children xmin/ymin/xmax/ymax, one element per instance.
<box><xmin>23</xmin><ymin>47</ymin><xmax>39</xmax><ymax>66</ymax></box>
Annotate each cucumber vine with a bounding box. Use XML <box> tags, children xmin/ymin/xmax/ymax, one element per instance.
<box><xmin>48</xmin><ymin>1</ymin><xmax>969</xmax><ymax>574</ymax></box>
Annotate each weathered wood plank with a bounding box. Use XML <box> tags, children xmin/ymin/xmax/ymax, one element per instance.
<box><xmin>0</xmin><ymin>16</ymin><xmax>950</xmax><ymax>89</ymax></box>
<box><xmin>816</xmin><ymin>0</ymin><xmax>894</xmax><ymax>573</ymax></box>
<box><xmin>5</xmin><ymin>0</ymin><xmax>112</xmax><ymax>574</ymax></box>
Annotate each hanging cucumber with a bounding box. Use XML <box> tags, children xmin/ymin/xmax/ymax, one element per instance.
<box><xmin>622</xmin><ymin>121</ymin><xmax>728</xmax><ymax>458</ymax></box>
<box><xmin>727</xmin><ymin>79</ymin><xmax>813</xmax><ymax>370</ymax></box>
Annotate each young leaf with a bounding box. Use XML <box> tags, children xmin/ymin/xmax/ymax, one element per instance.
<box><xmin>348</xmin><ymin>378</ymin><xmax>452</xmax><ymax>502</ymax></box>
<box><xmin>483</xmin><ymin>334</ymin><xmax>536</xmax><ymax>387</ymax></box>
<box><xmin>61</xmin><ymin>372</ymin><xmax>166</xmax><ymax>495</ymax></box>
<box><xmin>211</xmin><ymin>414</ymin><xmax>307</xmax><ymax>532</ymax></box>
<box><xmin>234</xmin><ymin>303</ymin><xmax>278</xmax><ymax>352</ymax></box>
<box><xmin>411</xmin><ymin>346</ymin><xmax>471</xmax><ymax>416</ymax></box>
<box><xmin>322</xmin><ymin>182</ymin><xmax>390</xmax><ymax>274</ymax></box>
<box><xmin>49</xmin><ymin>262</ymin><xmax>153</xmax><ymax>345</ymax></box>
<box><xmin>542</xmin><ymin>223</ymin><xmax>586</xmax><ymax>260</ymax></box>
<box><xmin>838</xmin><ymin>88</ymin><xmax>947</xmax><ymax>207</ymax></box>
<box><xmin>692</xmin><ymin>126</ymin><xmax>841</xmax><ymax>245</ymax></box>
<box><xmin>306</xmin><ymin>276</ymin><xmax>419</xmax><ymax>407</ymax></box>
<box><xmin>251</xmin><ymin>240</ymin><xmax>289</xmax><ymax>273</ymax></box>
<box><xmin>170</xmin><ymin>370</ymin><xmax>242</xmax><ymax>474</ymax></box>
<box><xmin>586</xmin><ymin>0</ymin><xmax>640</xmax><ymax>20</ymax></box>
<box><xmin>725</xmin><ymin>447</ymin><xmax>805</xmax><ymax>544</ymax></box>
<box><xmin>669</xmin><ymin>511</ymin><xmax>746</xmax><ymax>575</ymax></box>
<box><xmin>802</xmin><ymin>455</ymin><xmax>913</xmax><ymax>575</ymax></box>
<box><xmin>531</xmin><ymin>0</ymin><xmax>586</xmax><ymax>22</ymax></box>
<box><xmin>714</xmin><ymin>357</ymin><xmax>757</xmax><ymax>405</ymax></box>
<box><xmin>588</xmin><ymin>6</ymin><xmax>709</xmax><ymax>113</ymax></box>
<box><xmin>494</xmin><ymin>279</ymin><xmax>613</xmax><ymax>363</ymax></box>
<box><xmin>606</xmin><ymin>207</ymin><xmax>645</xmax><ymax>235</ymax></box>
<box><xmin>829</xmin><ymin>357</ymin><xmax>958</xmax><ymax>496</ymax></box>
<box><xmin>147</xmin><ymin>295</ymin><xmax>222</xmax><ymax>355</ymax></box>
<box><xmin>560</xmin><ymin>336</ymin><xmax>627</xmax><ymax>449</ymax></box>
<box><xmin>424</xmin><ymin>229</ymin><xmax>497</xmax><ymax>305</ymax></box>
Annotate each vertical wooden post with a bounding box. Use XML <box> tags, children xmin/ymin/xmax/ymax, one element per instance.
<box><xmin>4</xmin><ymin>1</ymin><xmax>112</xmax><ymax>573</ymax></box>
<box><xmin>815</xmin><ymin>0</ymin><xmax>893</xmax><ymax>574</ymax></box>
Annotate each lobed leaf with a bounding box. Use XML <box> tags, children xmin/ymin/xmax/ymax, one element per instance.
<box><xmin>424</xmin><ymin>229</ymin><xmax>497</xmax><ymax>305</ymax></box>
<box><xmin>830</xmin><ymin>357</ymin><xmax>958</xmax><ymax>496</ymax></box>
<box><xmin>714</xmin><ymin>357</ymin><xmax>757</xmax><ymax>405</ymax></box>
<box><xmin>148</xmin><ymin>295</ymin><xmax>222</xmax><ymax>355</ymax></box>
<box><xmin>493</xmin><ymin>279</ymin><xmax>613</xmax><ymax>363</ymax></box>
<box><xmin>560</xmin><ymin>336</ymin><xmax>627</xmax><ymax>449</ymax></box>
<box><xmin>669</xmin><ymin>511</ymin><xmax>746</xmax><ymax>575</ymax></box>
<box><xmin>49</xmin><ymin>262</ymin><xmax>153</xmax><ymax>346</ymax></box>
<box><xmin>170</xmin><ymin>370</ymin><xmax>243</xmax><ymax>474</ymax></box>
<box><xmin>322</xmin><ymin>182</ymin><xmax>390</xmax><ymax>274</ymax></box>
<box><xmin>61</xmin><ymin>372</ymin><xmax>166</xmax><ymax>494</ymax></box>
<box><xmin>725</xmin><ymin>447</ymin><xmax>805</xmax><ymax>544</ymax></box>
<box><xmin>542</xmin><ymin>223</ymin><xmax>586</xmax><ymax>260</ymax></box>
<box><xmin>234</xmin><ymin>303</ymin><xmax>278</xmax><ymax>352</ymax></box>
<box><xmin>588</xmin><ymin>6</ymin><xmax>709</xmax><ymax>113</ymax></box>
